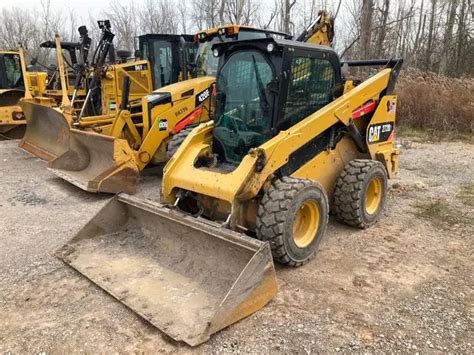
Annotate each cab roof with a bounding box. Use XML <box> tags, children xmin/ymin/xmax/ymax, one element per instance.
<box><xmin>212</xmin><ymin>37</ymin><xmax>339</xmax><ymax>60</ymax></box>
<box><xmin>195</xmin><ymin>25</ymin><xmax>291</xmax><ymax>42</ymax></box>
<box><xmin>138</xmin><ymin>34</ymin><xmax>195</xmax><ymax>42</ymax></box>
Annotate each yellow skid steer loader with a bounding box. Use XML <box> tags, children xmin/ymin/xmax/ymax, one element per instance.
<box><xmin>45</xmin><ymin>26</ymin><xmax>291</xmax><ymax>194</ymax></box>
<box><xmin>0</xmin><ymin>47</ymin><xmax>46</xmax><ymax>139</ymax></box>
<box><xmin>59</xmin><ymin>37</ymin><xmax>402</xmax><ymax>345</ymax></box>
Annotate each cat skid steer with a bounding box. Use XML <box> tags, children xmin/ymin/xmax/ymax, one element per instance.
<box><xmin>59</xmin><ymin>37</ymin><xmax>402</xmax><ymax>345</ymax></box>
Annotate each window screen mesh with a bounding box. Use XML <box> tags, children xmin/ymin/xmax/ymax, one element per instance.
<box><xmin>283</xmin><ymin>56</ymin><xmax>335</xmax><ymax>127</ymax></box>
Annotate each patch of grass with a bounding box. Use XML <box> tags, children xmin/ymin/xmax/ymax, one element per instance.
<box><xmin>396</xmin><ymin>69</ymin><xmax>474</xmax><ymax>142</ymax></box>
<box><xmin>457</xmin><ymin>182</ymin><xmax>474</xmax><ymax>207</ymax></box>
<box><xmin>397</xmin><ymin>127</ymin><xmax>431</xmax><ymax>142</ymax></box>
<box><xmin>398</xmin><ymin>126</ymin><xmax>472</xmax><ymax>143</ymax></box>
<box><xmin>415</xmin><ymin>199</ymin><xmax>471</xmax><ymax>229</ymax></box>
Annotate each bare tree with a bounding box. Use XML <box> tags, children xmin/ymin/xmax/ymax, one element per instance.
<box><xmin>105</xmin><ymin>1</ymin><xmax>139</xmax><ymax>51</ymax></box>
<box><xmin>359</xmin><ymin>0</ymin><xmax>374</xmax><ymax>59</ymax></box>
<box><xmin>281</xmin><ymin>0</ymin><xmax>297</xmax><ymax>34</ymax></box>
<box><xmin>375</xmin><ymin>0</ymin><xmax>390</xmax><ymax>57</ymax></box>
<box><xmin>439</xmin><ymin>0</ymin><xmax>458</xmax><ymax>74</ymax></box>
<box><xmin>138</xmin><ymin>0</ymin><xmax>179</xmax><ymax>34</ymax></box>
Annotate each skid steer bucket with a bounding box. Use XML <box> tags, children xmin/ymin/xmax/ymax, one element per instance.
<box><xmin>58</xmin><ymin>194</ymin><xmax>277</xmax><ymax>346</ymax></box>
<box><xmin>48</xmin><ymin>130</ymin><xmax>139</xmax><ymax>194</ymax></box>
<box><xmin>19</xmin><ymin>100</ymin><xmax>72</xmax><ymax>161</ymax></box>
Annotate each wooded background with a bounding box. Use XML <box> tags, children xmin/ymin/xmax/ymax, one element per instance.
<box><xmin>0</xmin><ymin>0</ymin><xmax>472</xmax><ymax>77</ymax></box>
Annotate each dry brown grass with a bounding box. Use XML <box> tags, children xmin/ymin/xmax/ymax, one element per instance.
<box><xmin>396</xmin><ymin>69</ymin><xmax>474</xmax><ymax>141</ymax></box>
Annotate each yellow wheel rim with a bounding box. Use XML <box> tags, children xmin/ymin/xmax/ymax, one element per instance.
<box><xmin>292</xmin><ymin>200</ymin><xmax>320</xmax><ymax>248</ymax></box>
<box><xmin>365</xmin><ymin>177</ymin><xmax>382</xmax><ymax>215</ymax></box>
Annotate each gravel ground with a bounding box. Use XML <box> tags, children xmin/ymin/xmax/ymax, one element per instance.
<box><xmin>0</xmin><ymin>138</ymin><xmax>472</xmax><ymax>353</ymax></box>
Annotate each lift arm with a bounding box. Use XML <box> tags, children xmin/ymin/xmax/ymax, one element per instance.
<box><xmin>295</xmin><ymin>10</ymin><xmax>334</xmax><ymax>46</ymax></box>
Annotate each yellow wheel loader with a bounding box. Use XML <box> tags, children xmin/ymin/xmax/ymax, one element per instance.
<box><xmin>0</xmin><ymin>47</ymin><xmax>47</xmax><ymax>139</ymax></box>
<box><xmin>43</xmin><ymin>25</ymin><xmax>291</xmax><ymax>194</ymax></box>
<box><xmin>58</xmin><ymin>37</ymin><xmax>402</xmax><ymax>345</ymax></box>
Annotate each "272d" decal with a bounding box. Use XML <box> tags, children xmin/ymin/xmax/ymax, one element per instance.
<box><xmin>367</xmin><ymin>122</ymin><xmax>394</xmax><ymax>144</ymax></box>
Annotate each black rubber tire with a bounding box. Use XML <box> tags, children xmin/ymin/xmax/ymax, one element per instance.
<box><xmin>333</xmin><ymin>159</ymin><xmax>388</xmax><ymax>229</ymax></box>
<box><xmin>256</xmin><ymin>177</ymin><xmax>329</xmax><ymax>267</ymax></box>
<box><xmin>166</xmin><ymin>126</ymin><xmax>195</xmax><ymax>160</ymax></box>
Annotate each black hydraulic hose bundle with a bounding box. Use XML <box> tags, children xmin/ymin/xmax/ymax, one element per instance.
<box><xmin>77</xmin><ymin>20</ymin><xmax>115</xmax><ymax>121</ymax></box>
<box><xmin>71</xmin><ymin>26</ymin><xmax>92</xmax><ymax>107</ymax></box>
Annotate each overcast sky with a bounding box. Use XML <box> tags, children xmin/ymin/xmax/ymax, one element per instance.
<box><xmin>0</xmin><ymin>0</ymin><xmax>110</xmax><ymax>22</ymax></box>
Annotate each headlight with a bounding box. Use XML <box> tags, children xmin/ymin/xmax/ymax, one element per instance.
<box><xmin>12</xmin><ymin>111</ymin><xmax>25</xmax><ymax>120</ymax></box>
<box><xmin>213</xmin><ymin>48</ymin><xmax>220</xmax><ymax>57</ymax></box>
<box><xmin>267</xmin><ymin>43</ymin><xmax>275</xmax><ymax>52</ymax></box>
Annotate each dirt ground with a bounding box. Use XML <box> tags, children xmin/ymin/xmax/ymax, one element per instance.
<box><xmin>0</xmin><ymin>138</ymin><xmax>472</xmax><ymax>353</ymax></box>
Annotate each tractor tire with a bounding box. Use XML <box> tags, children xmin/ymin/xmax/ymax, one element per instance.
<box><xmin>333</xmin><ymin>159</ymin><xmax>388</xmax><ymax>229</ymax></box>
<box><xmin>166</xmin><ymin>126</ymin><xmax>195</xmax><ymax>160</ymax></box>
<box><xmin>256</xmin><ymin>177</ymin><xmax>329</xmax><ymax>267</ymax></box>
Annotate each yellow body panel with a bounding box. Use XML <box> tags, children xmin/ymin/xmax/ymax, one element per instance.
<box><xmin>134</xmin><ymin>76</ymin><xmax>215</xmax><ymax>169</ymax></box>
<box><xmin>0</xmin><ymin>47</ymin><xmax>32</xmax><ymax>132</ymax></box>
<box><xmin>366</xmin><ymin>95</ymin><xmax>399</xmax><ymax>177</ymax></box>
<box><xmin>163</xmin><ymin>121</ymin><xmax>259</xmax><ymax>203</ymax></box>
<box><xmin>291</xmin><ymin>136</ymin><xmax>361</xmax><ymax>199</ymax></box>
<box><xmin>0</xmin><ymin>100</ymin><xmax>23</xmax><ymax>131</ymax></box>
<box><xmin>100</xmin><ymin>60</ymin><xmax>153</xmax><ymax>115</ymax></box>
<box><xmin>25</xmin><ymin>72</ymin><xmax>48</xmax><ymax>97</ymax></box>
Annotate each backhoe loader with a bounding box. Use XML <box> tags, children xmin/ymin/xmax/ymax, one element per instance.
<box><xmin>44</xmin><ymin>12</ymin><xmax>334</xmax><ymax>194</ymax></box>
<box><xmin>44</xmin><ymin>25</ymin><xmax>291</xmax><ymax>194</ymax></box>
<box><xmin>58</xmin><ymin>36</ymin><xmax>402</xmax><ymax>345</ymax></box>
<box><xmin>0</xmin><ymin>47</ymin><xmax>47</xmax><ymax>139</ymax></box>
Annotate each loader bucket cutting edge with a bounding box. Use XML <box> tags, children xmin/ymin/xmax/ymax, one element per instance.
<box><xmin>18</xmin><ymin>100</ymin><xmax>72</xmax><ymax>161</ymax></box>
<box><xmin>58</xmin><ymin>194</ymin><xmax>278</xmax><ymax>346</ymax></box>
<box><xmin>48</xmin><ymin>130</ymin><xmax>139</xmax><ymax>194</ymax></box>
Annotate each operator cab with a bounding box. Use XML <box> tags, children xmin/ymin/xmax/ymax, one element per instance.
<box><xmin>211</xmin><ymin>38</ymin><xmax>342</xmax><ymax>166</ymax></box>
<box><xmin>0</xmin><ymin>52</ymin><xmax>24</xmax><ymax>91</ymax></box>
<box><xmin>138</xmin><ymin>34</ymin><xmax>197</xmax><ymax>90</ymax></box>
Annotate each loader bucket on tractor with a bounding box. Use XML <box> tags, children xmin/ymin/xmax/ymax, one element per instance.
<box><xmin>19</xmin><ymin>100</ymin><xmax>72</xmax><ymax>161</ymax></box>
<box><xmin>48</xmin><ymin>130</ymin><xmax>139</xmax><ymax>194</ymax></box>
<box><xmin>58</xmin><ymin>194</ymin><xmax>277</xmax><ymax>346</ymax></box>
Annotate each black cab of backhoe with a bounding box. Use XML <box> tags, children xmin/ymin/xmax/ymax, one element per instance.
<box><xmin>138</xmin><ymin>34</ymin><xmax>197</xmax><ymax>90</ymax></box>
<box><xmin>211</xmin><ymin>38</ymin><xmax>342</xmax><ymax>165</ymax></box>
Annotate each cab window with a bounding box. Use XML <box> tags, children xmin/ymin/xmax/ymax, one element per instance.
<box><xmin>0</xmin><ymin>54</ymin><xmax>24</xmax><ymax>90</ymax></box>
<box><xmin>214</xmin><ymin>50</ymin><xmax>273</xmax><ymax>164</ymax></box>
<box><xmin>281</xmin><ymin>56</ymin><xmax>335</xmax><ymax>128</ymax></box>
